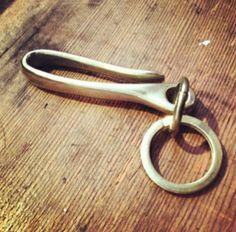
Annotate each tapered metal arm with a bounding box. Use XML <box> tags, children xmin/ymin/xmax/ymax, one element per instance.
<box><xmin>21</xmin><ymin>49</ymin><xmax>195</xmax><ymax>113</ymax></box>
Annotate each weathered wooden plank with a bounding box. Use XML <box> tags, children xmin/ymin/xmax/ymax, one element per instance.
<box><xmin>0</xmin><ymin>0</ymin><xmax>235</xmax><ymax>231</ymax></box>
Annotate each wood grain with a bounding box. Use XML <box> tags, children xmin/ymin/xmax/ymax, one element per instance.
<box><xmin>0</xmin><ymin>0</ymin><xmax>235</xmax><ymax>231</ymax></box>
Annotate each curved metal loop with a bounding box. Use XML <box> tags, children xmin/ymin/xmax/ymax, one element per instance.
<box><xmin>141</xmin><ymin>115</ymin><xmax>223</xmax><ymax>194</ymax></box>
<box><xmin>21</xmin><ymin>49</ymin><xmax>196</xmax><ymax>114</ymax></box>
<box><xmin>169</xmin><ymin>77</ymin><xmax>189</xmax><ymax>134</ymax></box>
<box><xmin>22</xmin><ymin>49</ymin><xmax>165</xmax><ymax>83</ymax></box>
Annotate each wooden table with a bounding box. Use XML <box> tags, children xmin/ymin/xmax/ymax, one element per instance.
<box><xmin>0</xmin><ymin>0</ymin><xmax>235</xmax><ymax>231</ymax></box>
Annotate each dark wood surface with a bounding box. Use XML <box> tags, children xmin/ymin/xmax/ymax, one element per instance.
<box><xmin>0</xmin><ymin>0</ymin><xmax>235</xmax><ymax>231</ymax></box>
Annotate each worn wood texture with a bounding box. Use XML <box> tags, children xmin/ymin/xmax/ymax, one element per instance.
<box><xmin>0</xmin><ymin>0</ymin><xmax>235</xmax><ymax>231</ymax></box>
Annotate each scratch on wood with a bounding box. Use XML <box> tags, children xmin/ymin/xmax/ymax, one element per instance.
<box><xmin>0</xmin><ymin>30</ymin><xmax>26</xmax><ymax>60</ymax></box>
<box><xmin>78</xmin><ymin>224</ymin><xmax>89</xmax><ymax>232</ymax></box>
<box><xmin>0</xmin><ymin>119</ymin><xmax>7</xmax><ymax>157</ymax></box>
<box><xmin>62</xmin><ymin>177</ymin><xmax>67</xmax><ymax>183</ymax></box>
<box><xmin>22</xmin><ymin>183</ymin><xmax>32</xmax><ymax>190</ymax></box>
<box><xmin>10</xmin><ymin>27</ymin><xmax>41</xmax><ymax>59</ymax></box>
<box><xmin>21</xmin><ymin>142</ymin><xmax>32</xmax><ymax>154</ymax></box>
<box><xmin>14</xmin><ymin>84</ymin><xmax>30</xmax><ymax>108</ymax></box>
<box><xmin>145</xmin><ymin>2</ymin><xmax>158</xmax><ymax>21</ymax></box>
<box><xmin>88</xmin><ymin>0</ymin><xmax>103</xmax><ymax>7</ymax></box>
<box><xmin>192</xmin><ymin>3</ymin><xmax>202</xmax><ymax>15</ymax></box>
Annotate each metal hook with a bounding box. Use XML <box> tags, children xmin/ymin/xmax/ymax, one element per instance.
<box><xmin>21</xmin><ymin>49</ymin><xmax>223</xmax><ymax>194</ymax></box>
<box><xmin>21</xmin><ymin>49</ymin><xmax>196</xmax><ymax>113</ymax></box>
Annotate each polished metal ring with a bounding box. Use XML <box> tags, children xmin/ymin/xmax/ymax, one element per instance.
<box><xmin>141</xmin><ymin>115</ymin><xmax>223</xmax><ymax>194</ymax></box>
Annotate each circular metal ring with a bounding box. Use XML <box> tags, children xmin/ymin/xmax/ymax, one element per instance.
<box><xmin>141</xmin><ymin>115</ymin><xmax>223</xmax><ymax>194</ymax></box>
